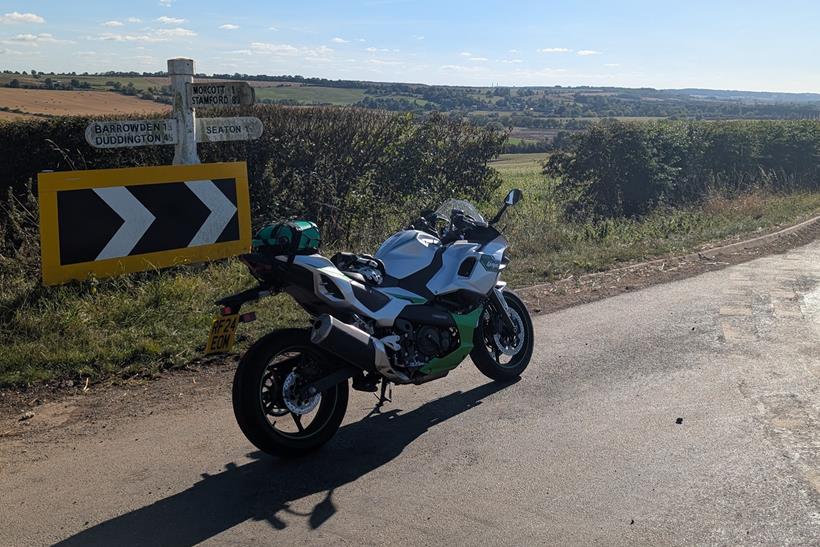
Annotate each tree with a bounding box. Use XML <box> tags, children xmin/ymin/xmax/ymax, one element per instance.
<box><xmin>8</xmin><ymin>79</ymin><xmax>20</xmax><ymax>88</ymax></box>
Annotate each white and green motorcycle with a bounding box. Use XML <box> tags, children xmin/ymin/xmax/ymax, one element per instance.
<box><xmin>215</xmin><ymin>189</ymin><xmax>533</xmax><ymax>457</ymax></box>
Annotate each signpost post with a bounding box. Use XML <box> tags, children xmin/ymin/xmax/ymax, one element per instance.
<box><xmin>43</xmin><ymin>57</ymin><xmax>266</xmax><ymax>285</ymax></box>
<box><xmin>168</xmin><ymin>58</ymin><xmax>200</xmax><ymax>165</ymax></box>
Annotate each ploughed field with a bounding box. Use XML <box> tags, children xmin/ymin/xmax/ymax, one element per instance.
<box><xmin>0</xmin><ymin>88</ymin><xmax>170</xmax><ymax>118</ymax></box>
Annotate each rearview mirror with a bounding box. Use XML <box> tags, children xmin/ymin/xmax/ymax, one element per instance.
<box><xmin>505</xmin><ymin>188</ymin><xmax>523</xmax><ymax>206</ymax></box>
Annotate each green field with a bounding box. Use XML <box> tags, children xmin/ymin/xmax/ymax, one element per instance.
<box><xmin>0</xmin><ymin>73</ymin><xmax>166</xmax><ymax>91</ymax></box>
<box><xmin>254</xmin><ymin>86</ymin><xmax>367</xmax><ymax>105</ymax></box>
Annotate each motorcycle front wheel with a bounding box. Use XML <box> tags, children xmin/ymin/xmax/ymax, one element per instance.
<box><xmin>232</xmin><ymin>329</ymin><xmax>349</xmax><ymax>458</ymax></box>
<box><xmin>470</xmin><ymin>290</ymin><xmax>534</xmax><ymax>381</ymax></box>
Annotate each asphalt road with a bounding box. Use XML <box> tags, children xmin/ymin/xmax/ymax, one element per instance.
<box><xmin>2</xmin><ymin>242</ymin><xmax>820</xmax><ymax>546</ymax></box>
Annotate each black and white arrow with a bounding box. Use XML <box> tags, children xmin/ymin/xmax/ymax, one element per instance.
<box><xmin>56</xmin><ymin>179</ymin><xmax>240</xmax><ymax>265</ymax></box>
<box><xmin>185</xmin><ymin>180</ymin><xmax>238</xmax><ymax>247</ymax></box>
<box><xmin>93</xmin><ymin>187</ymin><xmax>156</xmax><ymax>261</ymax></box>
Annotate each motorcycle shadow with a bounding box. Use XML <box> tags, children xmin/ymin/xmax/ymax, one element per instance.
<box><xmin>55</xmin><ymin>379</ymin><xmax>517</xmax><ymax>546</ymax></box>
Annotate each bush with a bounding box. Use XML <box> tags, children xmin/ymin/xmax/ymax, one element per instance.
<box><xmin>0</xmin><ymin>106</ymin><xmax>504</xmax><ymax>250</ymax></box>
<box><xmin>546</xmin><ymin>119</ymin><xmax>820</xmax><ymax>218</ymax></box>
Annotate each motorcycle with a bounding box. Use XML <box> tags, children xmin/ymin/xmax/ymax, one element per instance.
<box><xmin>209</xmin><ymin>188</ymin><xmax>533</xmax><ymax>457</ymax></box>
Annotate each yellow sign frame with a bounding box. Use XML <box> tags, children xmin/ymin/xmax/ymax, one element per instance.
<box><xmin>39</xmin><ymin>162</ymin><xmax>252</xmax><ymax>286</ymax></box>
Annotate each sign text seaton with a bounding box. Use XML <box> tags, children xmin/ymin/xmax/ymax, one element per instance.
<box><xmin>196</xmin><ymin>117</ymin><xmax>264</xmax><ymax>143</ymax></box>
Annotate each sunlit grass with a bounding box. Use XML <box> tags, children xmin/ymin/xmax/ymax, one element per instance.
<box><xmin>1</xmin><ymin>153</ymin><xmax>818</xmax><ymax>386</ymax></box>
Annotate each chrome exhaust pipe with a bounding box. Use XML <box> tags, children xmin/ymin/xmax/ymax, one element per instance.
<box><xmin>310</xmin><ymin>314</ymin><xmax>409</xmax><ymax>382</ymax></box>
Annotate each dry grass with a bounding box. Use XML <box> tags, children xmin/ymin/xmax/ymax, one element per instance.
<box><xmin>0</xmin><ymin>111</ymin><xmax>36</xmax><ymax>122</ymax></box>
<box><xmin>0</xmin><ymin>88</ymin><xmax>170</xmax><ymax>117</ymax></box>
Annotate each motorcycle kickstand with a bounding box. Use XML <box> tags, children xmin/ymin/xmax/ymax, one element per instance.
<box><xmin>375</xmin><ymin>378</ymin><xmax>392</xmax><ymax>408</ymax></box>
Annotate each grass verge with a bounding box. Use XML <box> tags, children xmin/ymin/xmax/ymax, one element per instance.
<box><xmin>1</xmin><ymin>153</ymin><xmax>818</xmax><ymax>387</ymax></box>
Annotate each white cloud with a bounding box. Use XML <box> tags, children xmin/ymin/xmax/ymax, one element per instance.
<box><xmin>414</xmin><ymin>35</ymin><xmax>424</xmax><ymax>40</ymax></box>
<box><xmin>219</xmin><ymin>24</ymin><xmax>240</xmax><ymax>30</ymax></box>
<box><xmin>154</xmin><ymin>27</ymin><xmax>197</xmax><ymax>38</ymax></box>
<box><xmin>367</xmin><ymin>59</ymin><xmax>402</xmax><ymax>66</ymax></box>
<box><xmin>157</xmin><ymin>16</ymin><xmax>186</xmax><ymax>24</ymax></box>
<box><xmin>127</xmin><ymin>17</ymin><xmax>142</xmax><ymax>23</ymax></box>
<box><xmin>250</xmin><ymin>42</ymin><xmax>300</xmax><ymax>55</ymax></box>
<box><xmin>604</xmin><ymin>63</ymin><xmax>621</xmax><ymax>67</ymax></box>
<box><xmin>331</xmin><ymin>37</ymin><xmax>349</xmax><ymax>43</ymax></box>
<box><xmin>508</xmin><ymin>48</ymin><xmax>519</xmax><ymax>54</ymax></box>
<box><xmin>577</xmin><ymin>50</ymin><xmax>601</xmax><ymax>56</ymax></box>
<box><xmin>159</xmin><ymin>0</ymin><xmax>173</xmax><ymax>6</ymax></box>
<box><xmin>468</xmin><ymin>57</ymin><xmax>488</xmax><ymax>62</ymax></box>
<box><xmin>102</xmin><ymin>20</ymin><xmax>124</xmax><ymax>27</ymax></box>
<box><xmin>0</xmin><ymin>11</ymin><xmax>45</xmax><ymax>24</ymax></box>
<box><xmin>77</xmin><ymin>51</ymin><xmax>97</xmax><ymax>56</ymax></box>
<box><xmin>3</xmin><ymin>33</ymin><xmax>73</xmax><ymax>46</ymax></box>
<box><xmin>268</xmin><ymin>25</ymin><xmax>279</xmax><ymax>31</ymax></box>
<box><xmin>229</xmin><ymin>49</ymin><xmax>252</xmax><ymax>55</ymax></box>
<box><xmin>98</xmin><ymin>32</ymin><xmax>164</xmax><ymax>43</ymax></box>
<box><xmin>305</xmin><ymin>45</ymin><xmax>334</xmax><ymax>57</ymax></box>
<box><xmin>440</xmin><ymin>64</ymin><xmax>488</xmax><ymax>74</ymax></box>
<box><xmin>459</xmin><ymin>51</ymin><xmax>471</xmax><ymax>57</ymax></box>
<box><xmin>357</xmin><ymin>38</ymin><xmax>366</xmax><ymax>42</ymax></box>
<box><xmin>538</xmin><ymin>47</ymin><xmax>571</xmax><ymax>53</ymax></box>
<box><xmin>97</xmin><ymin>28</ymin><xmax>196</xmax><ymax>43</ymax></box>
<box><xmin>500</xmin><ymin>59</ymin><xmax>523</xmax><ymax>64</ymax></box>
<box><xmin>249</xmin><ymin>42</ymin><xmax>334</xmax><ymax>60</ymax></box>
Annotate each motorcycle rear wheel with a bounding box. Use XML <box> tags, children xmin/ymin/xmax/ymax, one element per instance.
<box><xmin>471</xmin><ymin>291</ymin><xmax>534</xmax><ymax>381</ymax></box>
<box><xmin>232</xmin><ymin>329</ymin><xmax>349</xmax><ymax>458</ymax></box>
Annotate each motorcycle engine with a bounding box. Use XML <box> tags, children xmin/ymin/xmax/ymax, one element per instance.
<box><xmin>415</xmin><ymin>325</ymin><xmax>453</xmax><ymax>357</ymax></box>
<box><xmin>393</xmin><ymin>320</ymin><xmax>457</xmax><ymax>370</ymax></box>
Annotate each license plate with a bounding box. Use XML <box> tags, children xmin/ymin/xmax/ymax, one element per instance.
<box><xmin>205</xmin><ymin>314</ymin><xmax>239</xmax><ymax>354</ymax></box>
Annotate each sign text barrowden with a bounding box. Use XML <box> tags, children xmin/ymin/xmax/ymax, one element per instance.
<box><xmin>85</xmin><ymin>120</ymin><xmax>178</xmax><ymax>149</ymax></box>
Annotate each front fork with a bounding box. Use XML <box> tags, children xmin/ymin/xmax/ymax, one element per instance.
<box><xmin>489</xmin><ymin>287</ymin><xmax>517</xmax><ymax>333</ymax></box>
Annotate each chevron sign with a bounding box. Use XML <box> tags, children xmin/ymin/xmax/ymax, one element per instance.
<box><xmin>38</xmin><ymin>162</ymin><xmax>251</xmax><ymax>285</ymax></box>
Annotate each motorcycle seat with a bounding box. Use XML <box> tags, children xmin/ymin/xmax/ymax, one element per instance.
<box><xmin>330</xmin><ymin>252</ymin><xmax>386</xmax><ymax>286</ymax></box>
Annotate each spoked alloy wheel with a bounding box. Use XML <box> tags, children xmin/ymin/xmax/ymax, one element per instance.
<box><xmin>233</xmin><ymin>329</ymin><xmax>348</xmax><ymax>458</ymax></box>
<box><xmin>471</xmin><ymin>291</ymin><xmax>534</xmax><ymax>381</ymax></box>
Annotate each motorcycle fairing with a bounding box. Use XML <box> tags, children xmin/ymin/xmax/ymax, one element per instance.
<box><xmin>288</xmin><ymin>254</ymin><xmax>416</xmax><ymax>327</ymax></box>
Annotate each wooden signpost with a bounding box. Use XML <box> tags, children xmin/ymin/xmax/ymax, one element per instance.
<box><xmin>41</xmin><ymin>58</ymin><xmax>264</xmax><ymax>285</ymax></box>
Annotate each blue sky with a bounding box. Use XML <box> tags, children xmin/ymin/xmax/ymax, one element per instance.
<box><xmin>1</xmin><ymin>0</ymin><xmax>819</xmax><ymax>92</ymax></box>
